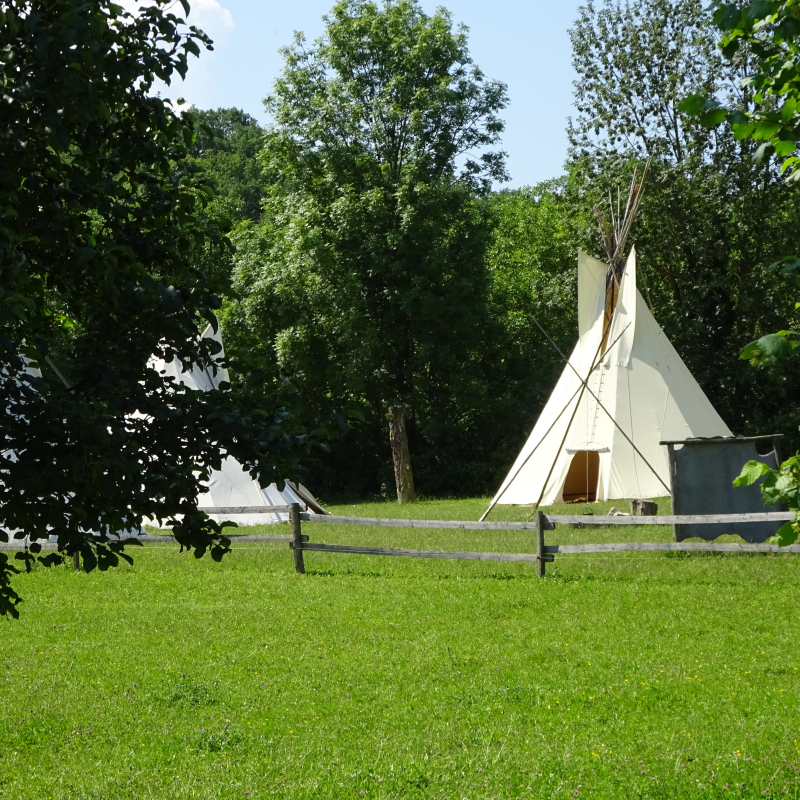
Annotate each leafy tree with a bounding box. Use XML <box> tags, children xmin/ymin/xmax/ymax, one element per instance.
<box><xmin>565</xmin><ymin>0</ymin><xmax>800</xmax><ymax>456</ymax></box>
<box><xmin>481</xmin><ymin>183</ymin><xmax>579</xmax><ymax>469</ymax></box>
<box><xmin>225</xmin><ymin>0</ymin><xmax>510</xmax><ymax>497</ymax></box>
<box><xmin>679</xmin><ymin>0</ymin><xmax>800</xmax><ymax>368</ymax></box>
<box><xmin>0</xmin><ymin>0</ymin><xmax>321</xmax><ymax>618</ymax></box>
<box><xmin>181</xmin><ymin>107</ymin><xmax>267</xmax><ymax>297</ymax></box>
<box><xmin>188</xmin><ymin>107</ymin><xmax>266</xmax><ymax>223</ymax></box>
<box><xmin>569</xmin><ymin>0</ymin><xmax>735</xmax><ymax>164</ymax></box>
<box><xmin>681</xmin><ymin>0</ymin><xmax>800</xmax><ymax>177</ymax></box>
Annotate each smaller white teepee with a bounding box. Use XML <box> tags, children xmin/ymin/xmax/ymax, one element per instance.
<box><xmin>148</xmin><ymin>325</ymin><xmax>328</xmax><ymax>526</ymax></box>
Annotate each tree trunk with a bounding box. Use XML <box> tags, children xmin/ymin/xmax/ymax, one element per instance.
<box><xmin>387</xmin><ymin>405</ymin><xmax>416</xmax><ymax>504</ymax></box>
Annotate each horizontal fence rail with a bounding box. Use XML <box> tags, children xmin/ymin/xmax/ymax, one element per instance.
<box><xmin>541</xmin><ymin>512</ymin><xmax>794</xmax><ymax>527</ymax></box>
<box><xmin>300</xmin><ymin>543</ymin><xmax>554</xmax><ymax>563</ymax></box>
<box><xmin>545</xmin><ymin>542</ymin><xmax>800</xmax><ymax>554</ymax></box>
<box><xmin>301</xmin><ymin>511</ymin><xmax>793</xmax><ymax>530</ymax></box>
<box><xmin>300</xmin><ymin>512</ymin><xmax>542</xmax><ymax>530</ymax></box>
<box><xmin>198</xmin><ymin>505</ymin><xmax>295</xmax><ymax>515</ymax></box>
<box><xmin>141</xmin><ymin>533</ymin><xmax>301</xmax><ymax>543</ymax></box>
<box><xmin>0</xmin><ymin>532</ymin><xmax>306</xmax><ymax>551</ymax></box>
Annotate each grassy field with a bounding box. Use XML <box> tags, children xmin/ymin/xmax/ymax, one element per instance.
<box><xmin>2</xmin><ymin>497</ymin><xmax>799</xmax><ymax>799</ymax></box>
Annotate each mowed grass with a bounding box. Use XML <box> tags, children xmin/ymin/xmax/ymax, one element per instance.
<box><xmin>2</xmin><ymin>497</ymin><xmax>799</xmax><ymax>799</ymax></box>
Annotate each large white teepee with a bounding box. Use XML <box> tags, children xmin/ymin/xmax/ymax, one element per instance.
<box><xmin>149</xmin><ymin>325</ymin><xmax>328</xmax><ymax>526</ymax></box>
<box><xmin>488</xmin><ymin>247</ymin><xmax>731</xmax><ymax>509</ymax></box>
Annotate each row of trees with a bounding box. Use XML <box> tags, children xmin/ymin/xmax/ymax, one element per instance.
<box><xmin>188</xmin><ymin>0</ymin><xmax>800</xmax><ymax>499</ymax></box>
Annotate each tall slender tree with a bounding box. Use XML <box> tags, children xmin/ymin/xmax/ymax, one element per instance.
<box><xmin>226</xmin><ymin>0</ymin><xmax>510</xmax><ymax>496</ymax></box>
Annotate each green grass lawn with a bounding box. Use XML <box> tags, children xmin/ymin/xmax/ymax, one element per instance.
<box><xmin>2</xmin><ymin>497</ymin><xmax>799</xmax><ymax>799</ymax></box>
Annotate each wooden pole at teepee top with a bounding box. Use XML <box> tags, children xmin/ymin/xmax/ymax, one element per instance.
<box><xmin>387</xmin><ymin>405</ymin><xmax>416</xmax><ymax>504</ymax></box>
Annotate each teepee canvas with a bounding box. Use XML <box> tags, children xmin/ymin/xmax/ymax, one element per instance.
<box><xmin>149</xmin><ymin>325</ymin><xmax>328</xmax><ymax>526</ymax></box>
<box><xmin>485</xmin><ymin>247</ymin><xmax>731</xmax><ymax>511</ymax></box>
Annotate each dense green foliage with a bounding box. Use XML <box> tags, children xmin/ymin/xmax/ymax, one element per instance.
<box><xmin>0</xmin><ymin>0</ymin><xmax>320</xmax><ymax>617</ymax></box>
<box><xmin>683</xmin><ymin>0</ymin><xmax>800</xmax><ymax>176</ymax></box>
<box><xmin>679</xmin><ymin>0</ymin><xmax>800</xmax><ymax>369</ymax></box>
<box><xmin>187</xmin><ymin>107</ymin><xmax>266</xmax><ymax>223</ymax></box>
<box><xmin>182</xmin><ymin>108</ymin><xmax>267</xmax><ymax>295</ymax></box>
<box><xmin>735</xmin><ymin>455</ymin><xmax>800</xmax><ymax>544</ymax></box>
<box><xmin>481</xmin><ymin>183</ymin><xmax>579</xmax><ymax>474</ymax></box>
<box><xmin>224</xmin><ymin>0</ymin><xmax>521</xmax><ymax>497</ymax></box>
<box><xmin>3</xmin><ymin>498</ymin><xmax>800</xmax><ymax>798</ymax></box>
<box><xmin>570</xmin><ymin>0</ymin><xmax>732</xmax><ymax>163</ymax></box>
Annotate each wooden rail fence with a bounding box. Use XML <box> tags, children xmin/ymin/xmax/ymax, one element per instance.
<box><xmin>290</xmin><ymin>509</ymin><xmax>797</xmax><ymax>577</ymax></box>
<box><xmin>3</xmin><ymin>505</ymin><xmax>797</xmax><ymax>578</ymax></box>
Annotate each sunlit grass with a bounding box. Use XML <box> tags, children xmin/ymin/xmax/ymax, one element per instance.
<box><xmin>1</xmin><ymin>497</ymin><xmax>798</xmax><ymax>799</ymax></box>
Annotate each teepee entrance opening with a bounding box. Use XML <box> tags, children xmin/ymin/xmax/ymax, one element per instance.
<box><xmin>562</xmin><ymin>450</ymin><xmax>600</xmax><ymax>503</ymax></box>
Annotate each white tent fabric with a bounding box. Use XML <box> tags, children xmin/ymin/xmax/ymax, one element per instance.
<box><xmin>490</xmin><ymin>248</ymin><xmax>732</xmax><ymax>507</ymax></box>
<box><xmin>153</xmin><ymin>324</ymin><xmax>230</xmax><ymax>392</ymax></box>
<box><xmin>200</xmin><ymin>456</ymin><xmax>322</xmax><ymax>526</ymax></box>
<box><xmin>149</xmin><ymin>325</ymin><xmax>328</xmax><ymax>526</ymax></box>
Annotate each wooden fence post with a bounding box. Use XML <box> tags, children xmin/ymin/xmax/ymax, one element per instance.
<box><xmin>536</xmin><ymin>511</ymin><xmax>546</xmax><ymax>578</ymax></box>
<box><xmin>72</xmin><ymin>551</ymin><xmax>80</xmax><ymax>573</ymax></box>
<box><xmin>290</xmin><ymin>503</ymin><xmax>305</xmax><ymax>575</ymax></box>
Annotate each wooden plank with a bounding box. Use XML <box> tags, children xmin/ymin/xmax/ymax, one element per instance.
<box><xmin>142</xmin><ymin>533</ymin><xmax>296</xmax><ymax>543</ymax></box>
<box><xmin>299</xmin><ymin>543</ymin><xmax>542</xmax><ymax>562</ymax></box>
<box><xmin>544</xmin><ymin>542</ymin><xmax>800</xmax><ymax>554</ymax></box>
<box><xmin>197</xmin><ymin>506</ymin><xmax>295</xmax><ymax>515</ymax></box>
<box><xmin>300</xmin><ymin>513</ymin><xmax>543</xmax><ymax>531</ymax></box>
<box><xmin>630</xmin><ymin>499</ymin><xmax>658</xmax><ymax>516</ymax></box>
<box><xmin>659</xmin><ymin>435</ymin><xmax>782</xmax><ymax>445</ymax></box>
<box><xmin>0</xmin><ymin>534</ymin><xmax>297</xmax><ymax>549</ymax></box>
<box><xmin>0</xmin><ymin>543</ymin><xmax>56</xmax><ymax>551</ymax></box>
<box><xmin>543</xmin><ymin>512</ymin><xmax>794</xmax><ymax>526</ymax></box>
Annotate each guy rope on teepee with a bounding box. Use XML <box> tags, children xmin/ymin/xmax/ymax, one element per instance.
<box><xmin>481</xmin><ymin>161</ymin><xmax>732</xmax><ymax>521</ymax></box>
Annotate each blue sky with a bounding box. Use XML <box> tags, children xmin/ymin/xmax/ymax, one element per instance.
<box><xmin>159</xmin><ymin>0</ymin><xmax>586</xmax><ymax>189</ymax></box>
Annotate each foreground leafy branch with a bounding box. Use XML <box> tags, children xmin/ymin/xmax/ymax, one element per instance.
<box><xmin>679</xmin><ymin>1</ymin><xmax>800</xmax><ymax>176</ymax></box>
<box><xmin>0</xmin><ymin>1</ymin><xmax>326</xmax><ymax>617</ymax></box>
<box><xmin>734</xmin><ymin>456</ymin><xmax>800</xmax><ymax>545</ymax></box>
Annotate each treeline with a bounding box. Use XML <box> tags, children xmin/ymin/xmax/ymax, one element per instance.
<box><xmin>189</xmin><ymin>0</ymin><xmax>800</xmax><ymax>500</ymax></box>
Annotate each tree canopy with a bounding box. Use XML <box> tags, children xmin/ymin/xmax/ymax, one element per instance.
<box><xmin>187</xmin><ymin>107</ymin><xmax>266</xmax><ymax>223</ymax></box>
<box><xmin>570</xmin><ymin>0</ymin><xmax>732</xmax><ymax>163</ymax></box>
<box><xmin>264</xmin><ymin>0</ymin><xmax>508</xmax><ymax>192</ymax></box>
<box><xmin>0</xmin><ymin>0</ymin><xmax>320</xmax><ymax>617</ymax></box>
